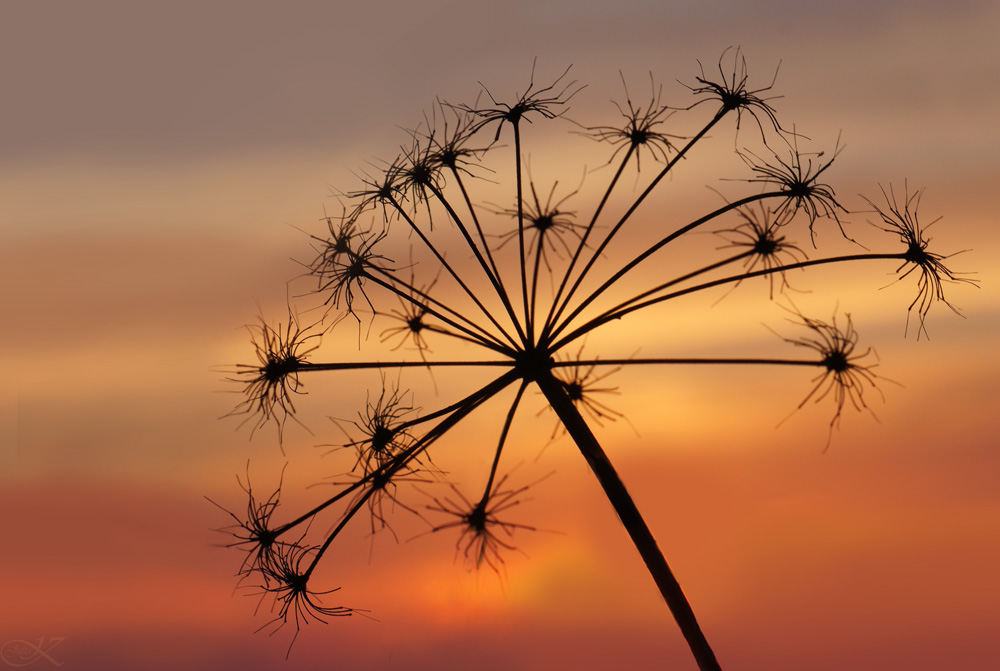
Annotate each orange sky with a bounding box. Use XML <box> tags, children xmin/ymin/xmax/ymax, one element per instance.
<box><xmin>3</xmin><ymin>2</ymin><xmax>999</xmax><ymax>670</ymax></box>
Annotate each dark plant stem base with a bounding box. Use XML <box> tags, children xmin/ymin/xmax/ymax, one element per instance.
<box><xmin>536</xmin><ymin>371</ymin><xmax>723</xmax><ymax>671</ymax></box>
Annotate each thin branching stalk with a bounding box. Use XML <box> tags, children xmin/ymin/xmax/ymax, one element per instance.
<box><xmin>383</xmin><ymin>199</ymin><xmax>520</xmax><ymax>349</ymax></box>
<box><xmin>426</xmin><ymin>181</ymin><xmax>529</xmax><ymax>344</ymax></box>
<box><xmin>547</xmin><ymin>191</ymin><xmax>784</xmax><ymax>346</ymax></box>
<box><xmin>543</xmin><ymin>110</ymin><xmax>729</xmax><ymax>341</ymax></box>
<box><xmin>361</xmin><ymin>270</ymin><xmax>513</xmax><ymax>353</ymax></box>
<box><xmin>555</xmin><ymin>252</ymin><xmax>908</xmax><ymax>349</ymax></box>
<box><xmin>513</xmin><ymin>122</ymin><xmax>533</xmax><ymax>344</ymax></box>
<box><xmin>541</xmin><ymin>142</ymin><xmax>636</xmax><ymax>337</ymax></box>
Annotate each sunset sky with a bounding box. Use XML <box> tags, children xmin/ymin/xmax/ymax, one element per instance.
<box><xmin>3</xmin><ymin>1</ymin><xmax>999</xmax><ymax>670</ymax></box>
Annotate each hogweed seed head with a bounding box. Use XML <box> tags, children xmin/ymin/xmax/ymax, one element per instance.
<box><xmin>461</xmin><ymin>62</ymin><xmax>583</xmax><ymax>141</ymax></box>
<box><xmin>341</xmin><ymin>383</ymin><xmax>417</xmax><ymax>477</ymax></box>
<box><xmin>581</xmin><ymin>71</ymin><xmax>681</xmax><ymax>170</ymax></box>
<box><xmin>207</xmin><ymin>464</ymin><xmax>288</xmax><ymax>578</ymax></box>
<box><xmin>781</xmin><ymin>311</ymin><xmax>881</xmax><ymax>436</ymax></box>
<box><xmin>309</xmin><ymin>225</ymin><xmax>392</xmax><ymax>319</ymax></box>
<box><xmin>741</xmin><ymin>134</ymin><xmax>847</xmax><ymax>241</ymax></box>
<box><xmin>685</xmin><ymin>46</ymin><xmax>784</xmax><ymax>139</ymax></box>
<box><xmin>227</xmin><ymin>312</ymin><xmax>321</xmax><ymax>442</ymax></box>
<box><xmin>255</xmin><ymin>543</ymin><xmax>354</xmax><ymax>657</ymax></box>
<box><xmin>866</xmin><ymin>183</ymin><xmax>979</xmax><ymax>339</ymax></box>
<box><xmin>425</xmin><ymin>474</ymin><xmax>537</xmax><ymax>573</ymax></box>
<box><xmin>380</xmin><ymin>295</ymin><xmax>432</xmax><ymax>353</ymax></box>
<box><xmin>496</xmin><ymin>179</ymin><xmax>585</xmax><ymax>272</ymax></box>
<box><xmin>413</xmin><ymin>103</ymin><xmax>489</xmax><ymax>179</ymax></box>
<box><xmin>550</xmin><ymin>348</ymin><xmax>624</xmax><ymax>429</ymax></box>
<box><xmin>217</xmin><ymin>52</ymin><xmax>975</xmax><ymax>662</ymax></box>
<box><xmin>716</xmin><ymin>202</ymin><xmax>807</xmax><ymax>299</ymax></box>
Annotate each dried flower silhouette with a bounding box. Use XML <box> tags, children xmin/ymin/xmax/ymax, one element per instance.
<box><xmin>776</xmin><ymin>310</ymin><xmax>883</xmax><ymax>446</ymax></box>
<box><xmin>424</xmin><ymin>473</ymin><xmax>539</xmax><ymax>573</ymax></box>
<box><xmin>865</xmin><ymin>183</ymin><xmax>976</xmax><ymax>338</ymax></box>
<box><xmin>225</xmin><ymin>312</ymin><xmax>320</xmax><ymax>441</ymax></box>
<box><xmin>217</xmin><ymin>50</ymin><xmax>976</xmax><ymax>670</ymax></box>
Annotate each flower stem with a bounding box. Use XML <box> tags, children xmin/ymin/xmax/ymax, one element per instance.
<box><xmin>535</xmin><ymin>371</ymin><xmax>722</xmax><ymax>671</ymax></box>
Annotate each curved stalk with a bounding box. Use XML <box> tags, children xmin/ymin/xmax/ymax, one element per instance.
<box><xmin>554</xmin><ymin>252</ymin><xmax>906</xmax><ymax>351</ymax></box>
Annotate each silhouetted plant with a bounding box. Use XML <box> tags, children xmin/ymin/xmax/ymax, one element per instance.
<box><xmin>217</xmin><ymin>49</ymin><xmax>976</xmax><ymax>668</ymax></box>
